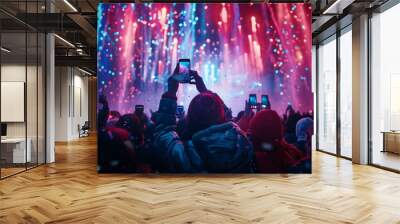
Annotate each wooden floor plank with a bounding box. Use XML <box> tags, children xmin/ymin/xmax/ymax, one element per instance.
<box><xmin>1</xmin><ymin>135</ymin><xmax>400</xmax><ymax>223</ymax></box>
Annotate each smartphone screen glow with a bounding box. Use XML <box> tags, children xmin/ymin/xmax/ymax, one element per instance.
<box><xmin>249</xmin><ymin>94</ymin><xmax>257</xmax><ymax>105</ymax></box>
<box><xmin>179</xmin><ymin>61</ymin><xmax>190</xmax><ymax>75</ymax></box>
<box><xmin>261</xmin><ymin>95</ymin><xmax>268</xmax><ymax>105</ymax></box>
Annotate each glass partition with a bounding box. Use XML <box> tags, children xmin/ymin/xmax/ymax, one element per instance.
<box><xmin>317</xmin><ymin>35</ymin><xmax>337</xmax><ymax>154</ymax></box>
<box><xmin>27</xmin><ymin>31</ymin><xmax>38</xmax><ymax>169</ymax></box>
<box><xmin>371</xmin><ymin>4</ymin><xmax>400</xmax><ymax>171</ymax></box>
<box><xmin>1</xmin><ymin>31</ymin><xmax>28</xmax><ymax>177</ymax></box>
<box><xmin>0</xmin><ymin>0</ymin><xmax>46</xmax><ymax>179</ymax></box>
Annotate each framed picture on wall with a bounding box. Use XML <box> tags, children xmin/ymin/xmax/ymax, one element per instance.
<box><xmin>1</xmin><ymin>81</ymin><xmax>25</xmax><ymax>123</ymax></box>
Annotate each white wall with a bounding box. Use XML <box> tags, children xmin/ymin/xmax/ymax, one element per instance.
<box><xmin>72</xmin><ymin>73</ymin><xmax>89</xmax><ymax>138</ymax></box>
<box><xmin>54</xmin><ymin>67</ymin><xmax>89</xmax><ymax>141</ymax></box>
<box><xmin>55</xmin><ymin>66</ymin><xmax>69</xmax><ymax>141</ymax></box>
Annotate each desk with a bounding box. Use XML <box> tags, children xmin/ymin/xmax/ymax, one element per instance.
<box><xmin>382</xmin><ymin>131</ymin><xmax>400</xmax><ymax>154</ymax></box>
<box><xmin>1</xmin><ymin>138</ymin><xmax>31</xmax><ymax>163</ymax></box>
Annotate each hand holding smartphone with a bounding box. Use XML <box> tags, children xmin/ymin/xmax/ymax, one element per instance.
<box><xmin>173</xmin><ymin>59</ymin><xmax>195</xmax><ymax>83</ymax></box>
<box><xmin>248</xmin><ymin>94</ymin><xmax>257</xmax><ymax>109</ymax></box>
<box><xmin>176</xmin><ymin>105</ymin><xmax>185</xmax><ymax>119</ymax></box>
<box><xmin>135</xmin><ymin>105</ymin><xmax>144</xmax><ymax>115</ymax></box>
<box><xmin>261</xmin><ymin>95</ymin><xmax>271</xmax><ymax>109</ymax></box>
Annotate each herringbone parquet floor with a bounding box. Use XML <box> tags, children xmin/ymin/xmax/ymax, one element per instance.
<box><xmin>1</xmin><ymin>135</ymin><xmax>400</xmax><ymax>224</ymax></box>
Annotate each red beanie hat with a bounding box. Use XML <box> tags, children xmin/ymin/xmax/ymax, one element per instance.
<box><xmin>249</xmin><ymin>110</ymin><xmax>283</xmax><ymax>145</ymax></box>
<box><xmin>186</xmin><ymin>92</ymin><xmax>226</xmax><ymax>136</ymax></box>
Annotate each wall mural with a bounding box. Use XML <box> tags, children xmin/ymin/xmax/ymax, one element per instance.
<box><xmin>97</xmin><ymin>3</ymin><xmax>313</xmax><ymax>173</ymax></box>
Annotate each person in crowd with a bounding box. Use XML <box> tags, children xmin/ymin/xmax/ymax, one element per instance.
<box><xmin>236</xmin><ymin>110</ymin><xmax>255</xmax><ymax>133</ymax></box>
<box><xmin>134</xmin><ymin>107</ymin><xmax>150</xmax><ymax>129</ymax></box>
<box><xmin>98</xmin><ymin>94</ymin><xmax>110</xmax><ymax>131</ymax></box>
<box><xmin>283</xmin><ymin>105</ymin><xmax>302</xmax><ymax>144</ymax></box>
<box><xmin>248</xmin><ymin>109</ymin><xmax>305</xmax><ymax>173</ymax></box>
<box><xmin>98</xmin><ymin>94</ymin><xmax>152</xmax><ymax>172</ymax></box>
<box><xmin>107</xmin><ymin>111</ymin><xmax>121</xmax><ymax>127</ymax></box>
<box><xmin>224</xmin><ymin>107</ymin><xmax>233</xmax><ymax>121</ymax></box>
<box><xmin>295</xmin><ymin>117</ymin><xmax>313</xmax><ymax>155</ymax></box>
<box><xmin>134</xmin><ymin>107</ymin><xmax>154</xmax><ymax>145</ymax></box>
<box><xmin>301</xmin><ymin>112</ymin><xmax>313</xmax><ymax>119</ymax></box>
<box><xmin>151</xmin><ymin>65</ymin><xmax>253</xmax><ymax>173</ymax></box>
<box><xmin>99</xmin><ymin>113</ymin><xmax>142</xmax><ymax>172</ymax></box>
<box><xmin>114</xmin><ymin>113</ymin><xmax>154</xmax><ymax>173</ymax></box>
<box><xmin>98</xmin><ymin>93</ymin><xmax>112</xmax><ymax>171</ymax></box>
<box><xmin>107</xmin><ymin>114</ymin><xmax>143</xmax><ymax>172</ymax></box>
<box><xmin>284</xmin><ymin>117</ymin><xmax>314</xmax><ymax>173</ymax></box>
<box><xmin>234</xmin><ymin>111</ymin><xmax>245</xmax><ymax>123</ymax></box>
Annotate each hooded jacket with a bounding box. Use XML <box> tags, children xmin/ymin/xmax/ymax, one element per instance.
<box><xmin>249</xmin><ymin>110</ymin><xmax>305</xmax><ymax>173</ymax></box>
<box><xmin>152</xmin><ymin>97</ymin><xmax>253</xmax><ymax>173</ymax></box>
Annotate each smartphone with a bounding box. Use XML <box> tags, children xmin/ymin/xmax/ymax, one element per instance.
<box><xmin>249</xmin><ymin>94</ymin><xmax>257</xmax><ymax>109</ymax></box>
<box><xmin>173</xmin><ymin>59</ymin><xmax>192</xmax><ymax>83</ymax></box>
<box><xmin>135</xmin><ymin>104</ymin><xmax>144</xmax><ymax>115</ymax></box>
<box><xmin>176</xmin><ymin>105</ymin><xmax>184</xmax><ymax>116</ymax></box>
<box><xmin>179</xmin><ymin>59</ymin><xmax>190</xmax><ymax>75</ymax></box>
<box><xmin>261</xmin><ymin>95</ymin><xmax>270</xmax><ymax>109</ymax></box>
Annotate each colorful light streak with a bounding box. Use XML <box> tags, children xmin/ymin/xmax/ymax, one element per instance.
<box><xmin>98</xmin><ymin>3</ymin><xmax>313</xmax><ymax>116</ymax></box>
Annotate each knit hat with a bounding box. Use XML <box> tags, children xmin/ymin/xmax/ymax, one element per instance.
<box><xmin>248</xmin><ymin>110</ymin><xmax>284</xmax><ymax>150</ymax></box>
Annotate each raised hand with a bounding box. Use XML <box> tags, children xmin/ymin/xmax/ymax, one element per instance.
<box><xmin>190</xmin><ymin>70</ymin><xmax>207</xmax><ymax>93</ymax></box>
<box><xmin>167</xmin><ymin>65</ymin><xmax>179</xmax><ymax>94</ymax></box>
<box><xmin>99</xmin><ymin>94</ymin><xmax>107</xmax><ymax>105</ymax></box>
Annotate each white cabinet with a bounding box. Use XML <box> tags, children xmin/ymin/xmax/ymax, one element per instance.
<box><xmin>1</xmin><ymin>138</ymin><xmax>32</xmax><ymax>163</ymax></box>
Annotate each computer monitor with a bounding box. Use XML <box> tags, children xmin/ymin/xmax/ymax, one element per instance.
<box><xmin>1</xmin><ymin>123</ymin><xmax>7</xmax><ymax>137</ymax></box>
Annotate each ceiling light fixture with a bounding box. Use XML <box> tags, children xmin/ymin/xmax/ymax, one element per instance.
<box><xmin>54</xmin><ymin>34</ymin><xmax>75</xmax><ymax>48</ymax></box>
<box><xmin>322</xmin><ymin>0</ymin><xmax>354</xmax><ymax>15</ymax></box>
<box><xmin>1</xmin><ymin>47</ymin><xmax>11</xmax><ymax>53</ymax></box>
<box><xmin>78</xmin><ymin>67</ymin><xmax>93</xmax><ymax>76</ymax></box>
<box><xmin>322</xmin><ymin>0</ymin><xmax>341</xmax><ymax>14</ymax></box>
<box><xmin>63</xmin><ymin>0</ymin><xmax>78</xmax><ymax>12</ymax></box>
<box><xmin>76</xmin><ymin>48</ymin><xmax>85</xmax><ymax>55</ymax></box>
